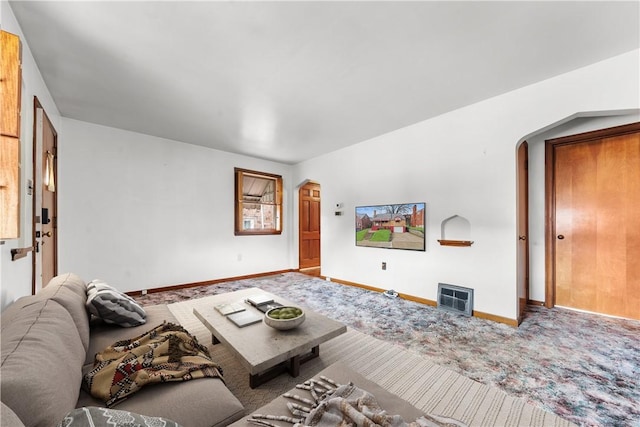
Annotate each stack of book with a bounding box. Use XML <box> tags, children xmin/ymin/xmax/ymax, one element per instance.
<box><xmin>215</xmin><ymin>301</ymin><xmax>261</xmax><ymax>328</ymax></box>
<box><xmin>226</xmin><ymin>310</ymin><xmax>262</xmax><ymax>327</ymax></box>
<box><xmin>214</xmin><ymin>294</ymin><xmax>284</xmax><ymax>328</ymax></box>
<box><xmin>214</xmin><ymin>302</ymin><xmax>246</xmax><ymax>316</ymax></box>
<box><xmin>246</xmin><ymin>294</ymin><xmax>283</xmax><ymax>313</ymax></box>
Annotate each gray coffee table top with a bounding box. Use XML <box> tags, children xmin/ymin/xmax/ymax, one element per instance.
<box><xmin>193</xmin><ymin>287</ymin><xmax>347</xmax><ymax>377</ymax></box>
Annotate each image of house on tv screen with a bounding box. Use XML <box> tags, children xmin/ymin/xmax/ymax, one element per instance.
<box><xmin>355</xmin><ymin>203</ymin><xmax>425</xmax><ymax>251</ymax></box>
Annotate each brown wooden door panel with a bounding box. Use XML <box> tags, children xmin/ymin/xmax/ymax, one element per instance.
<box><xmin>299</xmin><ymin>183</ymin><xmax>321</xmax><ymax>269</ymax></box>
<box><xmin>549</xmin><ymin>123</ymin><xmax>640</xmax><ymax>320</ymax></box>
<box><xmin>516</xmin><ymin>141</ymin><xmax>529</xmax><ymax>325</ymax></box>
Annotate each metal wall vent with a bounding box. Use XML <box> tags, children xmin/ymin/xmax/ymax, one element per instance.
<box><xmin>437</xmin><ymin>283</ymin><xmax>473</xmax><ymax>316</ymax></box>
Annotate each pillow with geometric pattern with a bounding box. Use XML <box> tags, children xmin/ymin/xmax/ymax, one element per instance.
<box><xmin>56</xmin><ymin>407</ymin><xmax>182</xmax><ymax>427</ymax></box>
<box><xmin>86</xmin><ymin>279</ymin><xmax>147</xmax><ymax>327</ymax></box>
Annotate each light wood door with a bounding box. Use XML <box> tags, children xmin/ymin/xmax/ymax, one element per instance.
<box><xmin>547</xmin><ymin>123</ymin><xmax>640</xmax><ymax>320</ymax></box>
<box><xmin>298</xmin><ymin>182</ymin><xmax>321</xmax><ymax>270</ymax></box>
<box><xmin>33</xmin><ymin>100</ymin><xmax>58</xmax><ymax>290</ymax></box>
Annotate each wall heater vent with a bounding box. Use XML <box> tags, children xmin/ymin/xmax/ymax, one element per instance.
<box><xmin>437</xmin><ymin>283</ymin><xmax>473</xmax><ymax>316</ymax></box>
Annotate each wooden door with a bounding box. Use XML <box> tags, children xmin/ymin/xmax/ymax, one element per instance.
<box><xmin>546</xmin><ymin>123</ymin><xmax>640</xmax><ymax>320</ymax></box>
<box><xmin>298</xmin><ymin>182</ymin><xmax>321</xmax><ymax>270</ymax></box>
<box><xmin>33</xmin><ymin>99</ymin><xmax>58</xmax><ymax>290</ymax></box>
<box><xmin>516</xmin><ymin>141</ymin><xmax>529</xmax><ymax>324</ymax></box>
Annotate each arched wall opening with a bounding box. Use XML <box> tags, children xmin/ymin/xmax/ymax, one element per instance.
<box><xmin>515</xmin><ymin>109</ymin><xmax>639</xmax><ymax>305</ymax></box>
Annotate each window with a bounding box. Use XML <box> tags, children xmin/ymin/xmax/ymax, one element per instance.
<box><xmin>235</xmin><ymin>168</ymin><xmax>283</xmax><ymax>235</ymax></box>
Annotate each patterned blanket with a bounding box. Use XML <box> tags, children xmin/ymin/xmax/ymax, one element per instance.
<box><xmin>84</xmin><ymin>322</ymin><xmax>223</xmax><ymax>407</ymax></box>
<box><xmin>249</xmin><ymin>376</ymin><xmax>467</xmax><ymax>427</ymax></box>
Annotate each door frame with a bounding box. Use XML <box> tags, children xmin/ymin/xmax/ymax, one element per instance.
<box><xmin>544</xmin><ymin>122</ymin><xmax>640</xmax><ymax>308</ymax></box>
<box><xmin>31</xmin><ymin>96</ymin><xmax>58</xmax><ymax>294</ymax></box>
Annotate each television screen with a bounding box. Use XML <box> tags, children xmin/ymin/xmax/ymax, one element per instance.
<box><xmin>355</xmin><ymin>203</ymin><xmax>425</xmax><ymax>251</ymax></box>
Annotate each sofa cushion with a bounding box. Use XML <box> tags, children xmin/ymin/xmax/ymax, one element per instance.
<box><xmin>39</xmin><ymin>272</ymin><xmax>88</xmax><ymax>301</ymax></box>
<box><xmin>76</xmin><ymin>377</ymin><xmax>245</xmax><ymax>427</ymax></box>
<box><xmin>229</xmin><ymin>362</ymin><xmax>427</xmax><ymax>427</ymax></box>
<box><xmin>82</xmin><ymin>303</ymin><xmax>245</xmax><ymax>427</ymax></box>
<box><xmin>40</xmin><ymin>273</ymin><xmax>91</xmax><ymax>351</ymax></box>
<box><xmin>86</xmin><ymin>280</ymin><xmax>146</xmax><ymax>327</ymax></box>
<box><xmin>0</xmin><ymin>273</ymin><xmax>89</xmax><ymax>343</ymax></box>
<box><xmin>1</xmin><ymin>299</ymin><xmax>85</xmax><ymax>427</ymax></box>
<box><xmin>1</xmin><ymin>402</ymin><xmax>25</xmax><ymax>427</ymax></box>
<box><xmin>86</xmin><ymin>304</ymin><xmax>176</xmax><ymax>366</ymax></box>
<box><xmin>0</xmin><ymin>295</ymin><xmax>40</xmax><ymax>325</ymax></box>
<box><xmin>57</xmin><ymin>407</ymin><xmax>182</xmax><ymax>427</ymax></box>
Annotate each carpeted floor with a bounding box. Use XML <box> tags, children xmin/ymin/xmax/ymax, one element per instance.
<box><xmin>168</xmin><ymin>298</ymin><xmax>573</xmax><ymax>427</ymax></box>
<box><xmin>134</xmin><ymin>273</ymin><xmax>640</xmax><ymax>427</ymax></box>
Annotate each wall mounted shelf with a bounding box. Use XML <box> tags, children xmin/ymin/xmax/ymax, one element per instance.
<box><xmin>439</xmin><ymin>215</ymin><xmax>473</xmax><ymax>247</ymax></box>
<box><xmin>437</xmin><ymin>239</ymin><xmax>474</xmax><ymax>247</ymax></box>
<box><xmin>11</xmin><ymin>246</ymin><xmax>33</xmax><ymax>261</ymax></box>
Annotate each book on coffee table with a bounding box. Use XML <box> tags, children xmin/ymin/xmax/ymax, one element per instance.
<box><xmin>246</xmin><ymin>294</ymin><xmax>274</xmax><ymax>307</ymax></box>
<box><xmin>214</xmin><ymin>302</ymin><xmax>246</xmax><ymax>316</ymax></box>
<box><xmin>256</xmin><ymin>302</ymin><xmax>283</xmax><ymax>313</ymax></box>
<box><xmin>227</xmin><ymin>310</ymin><xmax>263</xmax><ymax>328</ymax></box>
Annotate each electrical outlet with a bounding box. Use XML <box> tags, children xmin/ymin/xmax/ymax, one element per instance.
<box><xmin>382</xmin><ymin>262</ymin><xmax>387</xmax><ymax>270</ymax></box>
<box><xmin>141</xmin><ymin>289</ymin><xmax>148</xmax><ymax>296</ymax></box>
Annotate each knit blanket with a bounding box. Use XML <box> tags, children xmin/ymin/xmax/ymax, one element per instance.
<box><xmin>249</xmin><ymin>376</ymin><xmax>467</xmax><ymax>427</ymax></box>
<box><xmin>84</xmin><ymin>322</ymin><xmax>223</xmax><ymax>407</ymax></box>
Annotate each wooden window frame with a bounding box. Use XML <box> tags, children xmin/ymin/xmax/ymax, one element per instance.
<box><xmin>1</xmin><ymin>30</ymin><xmax>22</xmax><ymax>241</ymax></box>
<box><xmin>234</xmin><ymin>168</ymin><xmax>283</xmax><ymax>236</ymax></box>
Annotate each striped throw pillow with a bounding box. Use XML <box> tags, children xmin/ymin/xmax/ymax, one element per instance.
<box><xmin>86</xmin><ymin>280</ymin><xmax>147</xmax><ymax>327</ymax></box>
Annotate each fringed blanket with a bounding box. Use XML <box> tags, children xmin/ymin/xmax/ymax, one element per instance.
<box><xmin>249</xmin><ymin>376</ymin><xmax>467</xmax><ymax>427</ymax></box>
<box><xmin>84</xmin><ymin>322</ymin><xmax>223</xmax><ymax>407</ymax></box>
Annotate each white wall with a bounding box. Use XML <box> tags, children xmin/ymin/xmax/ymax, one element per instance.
<box><xmin>58</xmin><ymin>119</ymin><xmax>294</xmax><ymax>293</ymax></box>
<box><xmin>1</xmin><ymin>1</ymin><xmax>61</xmax><ymax>310</ymax></box>
<box><xmin>526</xmin><ymin>113</ymin><xmax>640</xmax><ymax>302</ymax></box>
<box><xmin>293</xmin><ymin>50</ymin><xmax>640</xmax><ymax>321</ymax></box>
<box><xmin>2</xmin><ymin>0</ymin><xmax>637</xmax><ymax>322</ymax></box>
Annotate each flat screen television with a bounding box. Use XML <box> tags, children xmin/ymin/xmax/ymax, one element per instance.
<box><xmin>355</xmin><ymin>203</ymin><xmax>425</xmax><ymax>251</ymax></box>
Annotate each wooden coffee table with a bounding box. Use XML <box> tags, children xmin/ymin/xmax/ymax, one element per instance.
<box><xmin>193</xmin><ymin>287</ymin><xmax>346</xmax><ymax>388</ymax></box>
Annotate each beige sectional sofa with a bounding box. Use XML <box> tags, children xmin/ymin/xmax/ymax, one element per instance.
<box><xmin>2</xmin><ymin>273</ymin><xmax>435</xmax><ymax>427</ymax></box>
<box><xmin>0</xmin><ymin>273</ymin><xmax>245</xmax><ymax>427</ymax></box>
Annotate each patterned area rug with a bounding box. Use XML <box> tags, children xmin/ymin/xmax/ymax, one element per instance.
<box><xmin>135</xmin><ymin>273</ymin><xmax>640</xmax><ymax>427</ymax></box>
<box><xmin>168</xmin><ymin>297</ymin><xmax>572</xmax><ymax>427</ymax></box>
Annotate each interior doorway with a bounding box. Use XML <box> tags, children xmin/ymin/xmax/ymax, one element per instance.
<box><xmin>32</xmin><ymin>97</ymin><xmax>58</xmax><ymax>292</ymax></box>
<box><xmin>545</xmin><ymin>122</ymin><xmax>640</xmax><ymax>320</ymax></box>
<box><xmin>298</xmin><ymin>181</ymin><xmax>321</xmax><ymax>274</ymax></box>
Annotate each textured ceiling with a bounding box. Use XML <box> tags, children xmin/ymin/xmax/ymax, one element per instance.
<box><xmin>9</xmin><ymin>1</ymin><xmax>640</xmax><ymax>164</ymax></box>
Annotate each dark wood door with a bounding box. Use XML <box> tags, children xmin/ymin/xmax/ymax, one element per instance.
<box><xmin>299</xmin><ymin>182</ymin><xmax>321</xmax><ymax>270</ymax></box>
<box><xmin>546</xmin><ymin>123</ymin><xmax>640</xmax><ymax>320</ymax></box>
<box><xmin>517</xmin><ymin>141</ymin><xmax>529</xmax><ymax>324</ymax></box>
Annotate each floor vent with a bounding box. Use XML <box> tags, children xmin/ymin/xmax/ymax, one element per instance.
<box><xmin>437</xmin><ymin>283</ymin><xmax>473</xmax><ymax>316</ymax></box>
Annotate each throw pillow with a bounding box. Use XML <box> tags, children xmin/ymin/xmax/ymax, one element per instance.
<box><xmin>86</xmin><ymin>280</ymin><xmax>147</xmax><ymax>327</ymax></box>
<box><xmin>57</xmin><ymin>407</ymin><xmax>182</xmax><ymax>427</ymax></box>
